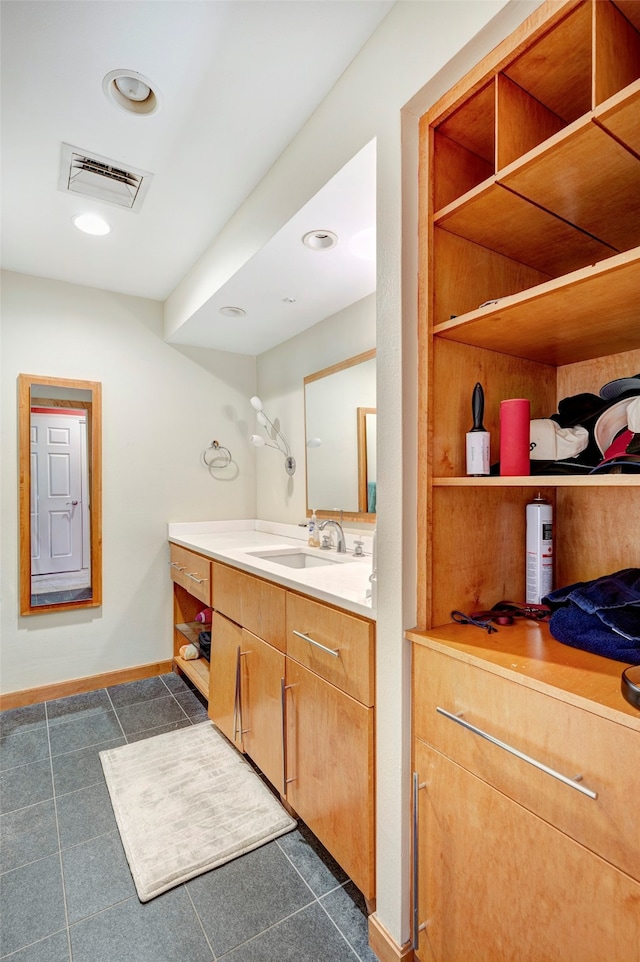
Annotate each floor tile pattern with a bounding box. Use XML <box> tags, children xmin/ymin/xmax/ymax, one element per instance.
<box><xmin>1</xmin><ymin>673</ymin><xmax>377</xmax><ymax>961</ymax></box>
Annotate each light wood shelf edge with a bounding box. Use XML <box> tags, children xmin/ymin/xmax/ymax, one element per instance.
<box><xmin>431</xmin><ymin>247</ymin><xmax>640</xmax><ymax>364</ymax></box>
<box><xmin>407</xmin><ymin>623</ymin><xmax>640</xmax><ymax>731</ymax></box>
<box><xmin>433</xmin><ymin>475</ymin><xmax>640</xmax><ymax>487</ymax></box>
<box><xmin>173</xmin><ymin>654</ymin><xmax>209</xmax><ymax>699</ymax></box>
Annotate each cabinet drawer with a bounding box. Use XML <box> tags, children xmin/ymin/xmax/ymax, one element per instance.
<box><xmin>169</xmin><ymin>544</ymin><xmax>211</xmax><ymax>605</ymax></box>
<box><xmin>286</xmin><ymin>593</ymin><xmax>374</xmax><ymax>706</ymax></box>
<box><xmin>212</xmin><ymin>563</ymin><xmax>286</xmax><ymax>651</ymax></box>
<box><xmin>413</xmin><ymin>644</ymin><xmax>640</xmax><ymax>881</ymax></box>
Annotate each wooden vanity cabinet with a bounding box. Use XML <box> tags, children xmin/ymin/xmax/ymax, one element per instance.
<box><xmin>204</xmin><ymin>559</ymin><xmax>377</xmax><ymax>901</ymax></box>
<box><xmin>411</xmin><ymin>1</ymin><xmax>640</xmax><ymax>958</ymax></box>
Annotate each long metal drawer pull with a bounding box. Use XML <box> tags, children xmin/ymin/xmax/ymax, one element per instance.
<box><xmin>292</xmin><ymin>629</ymin><xmax>339</xmax><ymax>658</ymax></box>
<box><xmin>169</xmin><ymin>562</ymin><xmax>186</xmax><ymax>570</ymax></box>
<box><xmin>412</xmin><ymin>772</ymin><xmax>420</xmax><ymax>948</ymax></box>
<box><xmin>436</xmin><ymin>707</ymin><xmax>597</xmax><ymax>799</ymax></box>
<box><xmin>233</xmin><ymin>646</ymin><xmax>242</xmax><ymax>743</ymax></box>
<box><xmin>281</xmin><ymin>678</ymin><xmax>295</xmax><ymax>789</ymax></box>
<box><xmin>185</xmin><ymin>571</ymin><xmax>208</xmax><ymax>584</ymax></box>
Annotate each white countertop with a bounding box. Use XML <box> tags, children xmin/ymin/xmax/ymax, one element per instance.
<box><xmin>168</xmin><ymin>519</ymin><xmax>376</xmax><ymax>620</ymax></box>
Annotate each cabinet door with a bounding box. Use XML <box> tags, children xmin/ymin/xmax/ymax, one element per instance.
<box><xmin>208</xmin><ymin>611</ymin><xmax>243</xmax><ymax>749</ymax></box>
<box><xmin>285</xmin><ymin>659</ymin><xmax>375</xmax><ymax>900</ymax></box>
<box><xmin>240</xmin><ymin>629</ymin><xmax>285</xmax><ymax>795</ymax></box>
<box><xmin>414</xmin><ymin>739</ymin><xmax>640</xmax><ymax>962</ymax></box>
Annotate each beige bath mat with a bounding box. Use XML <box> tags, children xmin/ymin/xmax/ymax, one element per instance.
<box><xmin>100</xmin><ymin>721</ymin><xmax>296</xmax><ymax>902</ymax></box>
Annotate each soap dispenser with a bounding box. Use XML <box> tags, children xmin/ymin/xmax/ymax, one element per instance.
<box><xmin>308</xmin><ymin>510</ymin><xmax>320</xmax><ymax>548</ymax></box>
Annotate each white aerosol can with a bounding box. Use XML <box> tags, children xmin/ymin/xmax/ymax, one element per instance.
<box><xmin>526</xmin><ymin>494</ymin><xmax>553</xmax><ymax>604</ymax></box>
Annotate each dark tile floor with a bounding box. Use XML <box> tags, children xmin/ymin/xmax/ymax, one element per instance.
<box><xmin>0</xmin><ymin>672</ymin><xmax>378</xmax><ymax>962</ymax></box>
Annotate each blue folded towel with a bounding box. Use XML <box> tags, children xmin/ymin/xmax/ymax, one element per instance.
<box><xmin>543</xmin><ymin>568</ymin><xmax>640</xmax><ymax>661</ymax></box>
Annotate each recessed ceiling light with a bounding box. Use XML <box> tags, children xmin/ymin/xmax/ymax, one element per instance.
<box><xmin>219</xmin><ymin>306</ymin><xmax>246</xmax><ymax>318</ymax></box>
<box><xmin>103</xmin><ymin>69</ymin><xmax>160</xmax><ymax>116</ymax></box>
<box><xmin>72</xmin><ymin>213</ymin><xmax>111</xmax><ymax>236</ymax></box>
<box><xmin>302</xmin><ymin>230</ymin><xmax>338</xmax><ymax>251</ymax></box>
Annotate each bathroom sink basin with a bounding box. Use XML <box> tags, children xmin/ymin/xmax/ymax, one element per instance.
<box><xmin>245</xmin><ymin>548</ymin><xmax>341</xmax><ymax>569</ymax></box>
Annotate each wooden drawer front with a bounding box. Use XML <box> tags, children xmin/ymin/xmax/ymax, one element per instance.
<box><xmin>169</xmin><ymin>545</ymin><xmax>211</xmax><ymax>605</ymax></box>
<box><xmin>413</xmin><ymin>644</ymin><xmax>640</xmax><ymax>881</ymax></box>
<box><xmin>211</xmin><ymin>562</ymin><xmax>243</xmax><ymax>625</ymax></box>
<box><xmin>285</xmin><ymin>659</ymin><xmax>375</xmax><ymax>901</ymax></box>
<box><xmin>414</xmin><ymin>740</ymin><xmax>640</xmax><ymax>962</ymax></box>
<box><xmin>212</xmin><ymin>563</ymin><xmax>286</xmax><ymax>652</ymax></box>
<box><xmin>286</xmin><ymin>593</ymin><xmax>374</xmax><ymax>706</ymax></box>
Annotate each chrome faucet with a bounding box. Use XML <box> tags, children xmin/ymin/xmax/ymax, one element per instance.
<box><xmin>318</xmin><ymin>519</ymin><xmax>347</xmax><ymax>553</ymax></box>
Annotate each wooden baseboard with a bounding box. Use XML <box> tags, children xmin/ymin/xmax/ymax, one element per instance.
<box><xmin>368</xmin><ymin>913</ymin><xmax>414</xmax><ymax>962</ymax></box>
<box><xmin>0</xmin><ymin>660</ymin><xmax>174</xmax><ymax>710</ymax></box>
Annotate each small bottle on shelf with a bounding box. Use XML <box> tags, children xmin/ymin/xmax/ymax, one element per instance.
<box><xmin>308</xmin><ymin>510</ymin><xmax>320</xmax><ymax>547</ymax></box>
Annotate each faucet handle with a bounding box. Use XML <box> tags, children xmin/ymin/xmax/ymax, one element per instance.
<box><xmin>320</xmin><ymin>534</ymin><xmax>332</xmax><ymax>550</ymax></box>
<box><xmin>353</xmin><ymin>540</ymin><xmax>364</xmax><ymax>557</ymax></box>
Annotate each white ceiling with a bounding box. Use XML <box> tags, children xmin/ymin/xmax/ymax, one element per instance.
<box><xmin>0</xmin><ymin>0</ymin><xmax>390</xmax><ymax>352</ymax></box>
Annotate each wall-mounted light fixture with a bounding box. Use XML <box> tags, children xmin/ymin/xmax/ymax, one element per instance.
<box><xmin>249</xmin><ymin>396</ymin><xmax>296</xmax><ymax>475</ymax></box>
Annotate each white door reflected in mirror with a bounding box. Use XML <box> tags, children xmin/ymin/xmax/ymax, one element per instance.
<box><xmin>18</xmin><ymin>374</ymin><xmax>102</xmax><ymax>615</ymax></box>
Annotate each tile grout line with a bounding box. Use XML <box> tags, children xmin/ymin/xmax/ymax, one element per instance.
<box><xmin>182</xmin><ymin>883</ymin><xmax>217</xmax><ymax>962</ymax></box>
<box><xmin>214</xmin><ymin>902</ymin><xmax>321</xmax><ymax>961</ymax></box>
<box><xmin>104</xmin><ymin>687</ymin><xmax>131</xmax><ymax>743</ymax></box>
<box><xmin>316</xmin><ymin>889</ymin><xmax>368</xmax><ymax>962</ymax></box>
<box><xmin>44</xmin><ymin>700</ymin><xmax>73</xmax><ymax>962</ymax></box>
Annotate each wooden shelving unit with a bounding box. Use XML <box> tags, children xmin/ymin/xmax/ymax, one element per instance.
<box><xmin>418</xmin><ymin>0</ymin><xmax>640</xmax><ymax>631</ymax></box>
<box><xmin>411</xmin><ymin>4</ymin><xmax>640</xmax><ymax>958</ymax></box>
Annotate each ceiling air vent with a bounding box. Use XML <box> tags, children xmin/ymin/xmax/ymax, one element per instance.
<box><xmin>58</xmin><ymin>143</ymin><xmax>153</xmax><ymax>211</ymax></box>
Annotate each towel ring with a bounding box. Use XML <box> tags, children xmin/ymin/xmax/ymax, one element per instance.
<box><xmin>202</xmin><ymin>440</ymin><xmax>232</xmax><ymax>469</ymax></box>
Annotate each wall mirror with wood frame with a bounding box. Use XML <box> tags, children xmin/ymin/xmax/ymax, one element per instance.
<box><xmin>304</xmin><ymin>349</ymin><xmax>376</xmax><ymax>523</ymax></box>
<box><xmin>18</xmin><ymin>374</ymin><xmax>102</xmax><ymax>616</ymax></box>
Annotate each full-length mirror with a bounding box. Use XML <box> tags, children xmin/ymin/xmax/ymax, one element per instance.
<box><xmin>304</xmin><ymin>349</ymin><xmax>376</xmax><ymax>523</ymax></box>
<box><xmin>19</xmin><ymin>374</ymin><xmax>102</xmax><ymax>615</ymax></box>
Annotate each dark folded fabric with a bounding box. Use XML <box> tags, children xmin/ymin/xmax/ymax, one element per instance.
<box><xmin>543</xmin><ymin>568</ymin><xmax>640</xmax><ymax>661</ymax></box>
<box><xmin>198</xmin><ymin>630</ymin><xmax>211</xmax><ymax>662</ymax></box>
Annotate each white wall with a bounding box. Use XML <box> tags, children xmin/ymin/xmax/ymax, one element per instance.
<box><xmin>0</xmin><ymin>270</ymin><xmax>256</xmax><ymax>694</ymax></box>
<box><xmin>255</xmin><ymin>292</ymin><xmax>376</xmax><ymax>525</ymax></box>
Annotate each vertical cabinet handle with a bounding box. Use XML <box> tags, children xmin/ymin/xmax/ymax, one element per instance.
<box><xmin>412</xmin><ymin>772</ymin><xmax>428</xmax><ymax>949</ymax></box>
<box><xmin>281</xmin><ymin>677</ymin><xmax>287</xmax><ymax>793</ymax></box>
<box><xmin>281</xmin><ymin>678</ymin><xmax>295</xmax><ymax>792</ymax></box>
<box><xmin>233</xmin><ymin>646</ymin><xmax>242</xmax><ymax>743</ymax></box>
